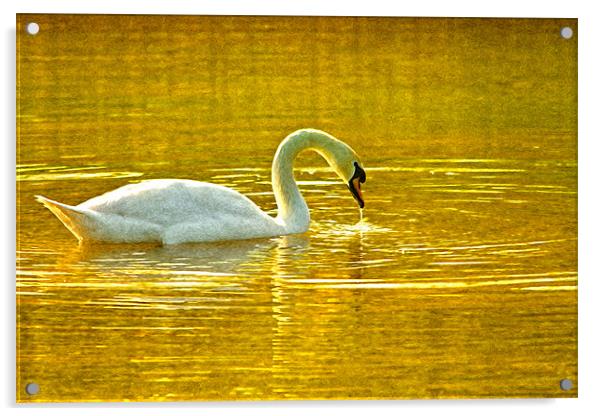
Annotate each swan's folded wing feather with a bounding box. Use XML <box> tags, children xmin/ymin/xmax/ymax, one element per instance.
<box><xmin>36</xmin><ymin>195</ymin><xmax>97</xmax><ymax>242</ymax></box>
<box><xmin>78</xmin><ymin>179</ymin><xmax>273</xmax><ymax>226</ymax></box>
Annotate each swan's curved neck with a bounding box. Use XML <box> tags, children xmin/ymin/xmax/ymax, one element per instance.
<box><xmin>272</xmin><ymin>130</ymin><xmax>341</xmax><ymax>233</ymax></box>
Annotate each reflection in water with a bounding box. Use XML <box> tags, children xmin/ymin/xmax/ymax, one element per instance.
<box><xmin>17</xmin><ymin>15</ymin><xmax>576</xmax><ymax>401</ymax></box>
<box><xmin>74</xmin><ymin>235</ymin><xmax>310</xmax><ymax>275</ymax></box>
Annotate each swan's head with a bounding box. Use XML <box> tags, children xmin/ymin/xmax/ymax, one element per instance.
<box><xmin>328</xmin><ymin>144</ymin><xmax>366</xmax><ymax>209</ymax></box>
<box><xmin>347</xmin><ymin>161</ymin><xmax>366</xmax><ymax>208</ymax></box>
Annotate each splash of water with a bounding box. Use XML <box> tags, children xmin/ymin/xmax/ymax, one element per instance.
<box><xmin>313</xmin><ymin>208</ymin><xmax>392</xmax><ymax>236</ymax></box>
<box><xmin>350</xmin><ymin>208</ymin><xmax>372</xmax><ymax>232</ymax></box>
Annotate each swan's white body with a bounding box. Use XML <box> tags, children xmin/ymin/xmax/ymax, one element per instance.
<box><xmin>37</xmin><ymin>129</ymin><xmax>364</xmax><ymax>244</ymax></box>
<box><xmin>38</xmin><ymin>180</ymin><xmax>284</xmax><ymax>244</ymax></box>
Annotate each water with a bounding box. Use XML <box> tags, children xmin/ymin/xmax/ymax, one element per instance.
<box><xmin>16</xmin><ymin>15</ymin><xmax>577</xmax><ymax>401</ymax></box>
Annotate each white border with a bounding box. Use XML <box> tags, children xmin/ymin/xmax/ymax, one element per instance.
<box><xmin>3</xmin><ymin>1</ymin><xmax>601</xmax><ymax>415</ymax></box>
<box><xmin>3</xmin><ymin>0</ymin><xmax>585</xmax><ymax>18</ymax></box>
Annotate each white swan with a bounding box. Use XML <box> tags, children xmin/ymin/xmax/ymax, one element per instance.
<box><xmin>36</xmin><ymin>128</ymin><xmax>366</xmax><ymax>245</ymax></box>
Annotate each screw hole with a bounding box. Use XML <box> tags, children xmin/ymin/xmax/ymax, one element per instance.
<box><xmin>26</xmin><ymin>22</ymin><xmax>40</xmax><ymax>35</ymax></box>
<box><xmin>559</xmin><ymin>378</ymin><xmax>573</xmax><ymax>391</ymax></box>
<box><xmin>25</xmin><ymin>382</ymin><xmax>40</xmax><ymax>395</ymax></box>
<box><xmin>560</xmin><ymin>27</ymin><xmax>573</xmax><ymax>39</ymax></box>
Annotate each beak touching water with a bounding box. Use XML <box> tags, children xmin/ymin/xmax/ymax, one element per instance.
<box><xmin>348</xmin><ymin>162</ymin><xmax>366</xmax><ymax>208</ymax></box>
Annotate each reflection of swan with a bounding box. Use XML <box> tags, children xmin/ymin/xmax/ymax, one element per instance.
<box><xmin>36</xmin><ymin>129</ymin><xmax>366</xmax><ymax>244</ymax></box>
<box><xmin>68</xmin><ymin>235</ymin><xmax>310</xmax><ymax>276</ymax></box>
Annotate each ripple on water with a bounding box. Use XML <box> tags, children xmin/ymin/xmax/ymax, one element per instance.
<box><xmin>17</xmin><ymin>164</ymin><xmax>143</xmax><ymax>181</ymax></box>
<box><xmin>313</xmin><ymin>218</ymin><xmax>393</xmax><ymax>237</ymax></box>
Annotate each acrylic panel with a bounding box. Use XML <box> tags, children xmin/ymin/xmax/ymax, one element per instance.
<box><xmin>16</xmin><ymin>14</ymin><xmax>577</xmax><ymax>402</ymax></box>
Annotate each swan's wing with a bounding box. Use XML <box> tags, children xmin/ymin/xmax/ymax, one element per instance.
<box><xmin>78</xmin><ymin>179</ymin><xmax>273</xmax><ymax>226</ymax></box>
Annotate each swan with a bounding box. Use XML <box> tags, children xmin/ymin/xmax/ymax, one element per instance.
<box><xmin>36</xmin><ymin>128</ymin><xmax>367</xmax><ymax>245</ymax></box>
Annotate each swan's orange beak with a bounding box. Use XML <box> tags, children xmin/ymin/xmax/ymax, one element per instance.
<box><xmin>348</xmin><ymin>162</ymin><xmax>366</xmax><ymax>208</ymax></box>
<box><xmin>352</xmin><ymin>177</ymin><xmax>364</xmax><ymax>208</ymax></box>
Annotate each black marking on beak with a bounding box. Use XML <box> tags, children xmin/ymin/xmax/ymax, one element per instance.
<box><xmin>348</xmin><ymin>162</ymin><xmax>366</xmax><ymax>208</ymax></box>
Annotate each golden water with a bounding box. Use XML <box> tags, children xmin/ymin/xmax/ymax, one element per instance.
<box><xmin>16</xmin><ymin>15</ymin><xmax>577</xmax><ymax>401</ymax></box>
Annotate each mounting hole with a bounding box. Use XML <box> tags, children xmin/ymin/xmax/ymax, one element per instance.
<box><xmin>559</xmin><ymin>378</ymin><xmax>573</xmax><ymax>391</ymax></box>
<box><xmin>25</xmin><ymin>382</ymin><xmax>40</xmax><ymax>395</ymax></box>
<box><xmin>560</xmin><ymin>27</ymin><xmax>573</xmax><ymax>39</ymax></box>
<box><xmin>26</xmin><ymin>22</ymin><xmax>40</xmax><ymax>35</ymax></box>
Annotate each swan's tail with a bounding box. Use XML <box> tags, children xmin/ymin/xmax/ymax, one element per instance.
<box><xmin>35</xmin><ymin>195</ymin><xmax>92</xmax><ymax>242</ymax></box>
